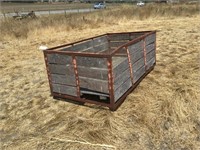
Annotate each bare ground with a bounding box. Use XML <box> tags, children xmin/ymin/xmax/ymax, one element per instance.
<box><xmin>0</xmin><ymin>15</ymin><xmax>200</xmax><ymax>149</ymax></box>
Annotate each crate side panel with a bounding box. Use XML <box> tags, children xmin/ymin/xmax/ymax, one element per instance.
<box><xmin>48</xmin><ymin>64</ymin><xmax>74</xmax><ymax>75</ymax></box>
<box><xmin>114</xmin><ymin>78</ymin><xmax>132</xmax><ymax>102</ymax></box>
<box><xmin>108</xmin><ymin>33</ymin><xmax>130</xmax><ymax>41</ymax></box>
<box><xmin>85</xmin><ymin>42</ymin><xmax>109</xmax><ymax>53</ymax></box>
<box><xmin>51</xmin><ymin>74</ymin><xmax>76</xmax><ymax>86</ymax></box>
<box><xmin>145</xmin><ymin>33</ymin><xmax>156</xmax><ymax>45</ymax></box>
<box><xmin>146</xmin><ymin>57</ymin><xmax>156</xmax><ymax>70</ymax></box>
<box><xmin>128</xmin><ymin>40</ymin><xmax>143</xmax><ymax>54</ymax></box>
<box><xmin>47</xmin><ymin>54</ymin><xmax>72</xmax><ymax>65</ymax></box>
<box><xmin>73</xmin><ymin>39</ymin><xmax>93</xmax><ymax>51</ymax></box>
<box><xmin>93</xmin><ymin>36</ymin><xmax>108</xmax><ymax>46</ymax></box>
<box><xmin>146</xmin><ymin>43</ymin><xmax>155</xmax><ymax>54</ymax></box>
<box><xmin>79</xmin><ymin>77</ymin><xmax>109</xmax><ymax>94</ymax></box>
<box><xmin>113</xmin><ymin>68</ymin><xmax>131</xmax><ymax>91</ymax></box>
<box><xmin>110</xmin><ymin>41</ymin><xmax>128</xmax><ymax>48</ymax></box>
<box><xmin>76</xmin><ymin>57</ymin><xmax>107</xmax><ymax>68</ymax></box>
<box><xmin>146</xmin><ymin>50</ymin><xmax>155</xmax><ymax>62</ymax></box>
<box><xmin>77</xmin><ymin>66</ymin><xmax>108</xmax><ymax>80</ymax></box>
<box><xmin>132</xmin><ymin>57</ymin><xmax>145</xmax><ymax>72</ymax></box>
<box><xmin>129</xmin><ymin>49</ymin><xmax>144</xmax><ymax>63</ymax></box>
<box><xmin>133</xmin><ymin>65</ymin><xmax>146</xmax><ymax>83</ymax></box>
<box><xmin>112</xmin><ymin>57</ymin><xmax>129</xmax><ymax>79</ymax></box>
<box><xmin>52</xmin><ymin>84</ymin><xmax>77</xmax><ymax>96</ymax></box>
<box><xmin>130</xmin><ymin>33</ymin><xmax>145</xmax><ymax>40</ymax></box>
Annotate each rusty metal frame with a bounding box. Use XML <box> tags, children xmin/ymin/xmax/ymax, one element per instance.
<box><xmin>126</xmin><ymin>46</ymin><xmax>134</xmax><ymax>85</ymax></box>
<box><xmin>107</xmin><ymin>57</ymin><xmax>114</xmax><ymax>110</ymax></box>
<box><xmin>43</xmin><ymin>30</ymin><xmax>156</xmax><ymax>111</ymax></box>
<box><xmin>43</xmin><ymin>53</ymin><xmax>53</xmax><ymax>95</ymax></box>
<box><xmin>143</xmin><ymin>39</ymin><xmax>147</xmax><ymax>70</ymax></box>
<box><xmin>72</xmin><ymin>55</ymin><xmax>80</xmax><ymax>97</ymax></box>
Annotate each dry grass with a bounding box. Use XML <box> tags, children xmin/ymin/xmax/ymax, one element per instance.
<box><xmin>0</xmin><ymin>4</ymin><xmax>200</xmax><ymax>150</ymax></box>
<box><xmin>0</xmin><ymin>3</ymin><xmax>199</xmax><ymax>40</ymax></box>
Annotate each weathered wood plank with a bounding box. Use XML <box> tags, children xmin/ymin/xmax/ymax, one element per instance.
<box><xmin>110</xmin><ymin>41</ymin><xmax>128</xmax><ymax>48</ymax></box>
<box><xmin>109</xmin><ymin>33</ymin><xmax>130</xmax><ymax>41</ymax></box>
<box><xmin>73</xmin><ymin>39</ymin><xmax>93</xmax><ymax>51</ymax></box>
<box><xmin>85</xmin><ymin>42</ymin><xmax>109</xmax><ymax>53</ymax></box>
<box><xmin>47</xmin><ymin>54</ymin><xmax>72</xmax><ymax>64</ymax></box>
<box><xmin>146</xmin><ymin>50</ymin><xmax>155</xmax><ymax>62</ymax></box>
<box><xmin>130</xmin><ymin>33</ymin><xmax>145</xmax><ymax>40</ymax></box>
<box><xmin>51</xmin><ymin>74</ymin><xmax>76</xmax><ymax>86</ymax></box>
<box><xmin>132</xmin><ymin>57</ymin><xmax>145</xmax><ymax>72</ymax></box>
<box><xmin>80</xmin><ymin>88</ymin><xmax>109</xmax><ymax>97</ymax></box>
<box><xmin>76</xmin><ymin>57</ymin><xmax>107</xmax><ymax>68</ymax></box>
<box><xmin>133</xmin><ymin>65</ymin><xmax>145</xmax><ymax>83</ymax></box>
<box><xmin>146</xmin><ymin>57</ymin><xmax>155</xmax><ymax>71</ymax></box>
<box><xmin>112</xmin><ymin>57</ymin><xmax>129</xmax><ymax>79</ymax></box>
<box><xmin>145</xmin><ymin>33</ymin><xmax>156</xmax><ymax>45</ymax></box>
<box><xmin>114</xmin><ymin>78</ymin><xmax>132</xmax><ymax>102</ymax></box>
<box><xmin>129</xmin><ymin>49</ymin><xmax>144</xmax><ymax>63</ymax></box>
<box><xmin>112</xmin><ymin>56</ymin><xmax>127</xmax><ymax>67</ymax></box>
<box><xmin>113</xmin><ymin>68</ymin><xmax>131</xmax><ymax>91</ymax></box>
<box><xmin>48</xmin><ymin>64</ymin><xmax>74</xmax><ymax>75</ymax></box>
<box><xmin>116</xmin><ymin>47</ymin><xmax>127</xmax><ymax>54</ymax></box>
<box><xmin>79</xmin><ymin>77</ymin><xmax>108</xmax><ymax>93</ymax></box>
<box><xmin>52</xmin><ymin>84</ymin><xmax>77</xmax><ymax>96</ymax></box>
<box><xmin>128</xmin><ymin>40</ymin><xmax>143</xmax><ymax>54</ymax></box>
<box><xmin>77</xmin><ymin>66</ymin><xmax>108</xmax><ymax>80</ymax></box>
<box><xmin>146</xmin><ymin>42</ymin><xmax>155</xmax><ymax>54</ymax></box>
<box><xmin>93</xmin><ymin>36</ymin><xmax>108</xmax><ymax>46</ymax></box>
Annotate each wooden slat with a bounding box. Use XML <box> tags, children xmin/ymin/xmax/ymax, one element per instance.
<box><xmin>48</xmin><ymin>64</ymin><xmax>74</xmax><ymax>75</ymax></box>
<box><xmin>85</xmin><ymin>42</ymin><xmax>109</xmax><ymax>53</ymax></box>
<box><xmin>130</xmin><ymin>33</ymin><xmax>145</xmax><ymax>40</ymax></box>
<box><xmin>146</xmin><ymin>43</ymin><xmax>155</xmax><ymax>54</ymax></box>
<box><xmin>80</xmin><ymin>88</ymin><xmax>109</xmax><ymax>97</ymax></box>
<box><xmin>77</xmin><ymin>66</ymin><xmax>108</xmax><ymax>80</ymax></box>
<box><xmin>109</xmin><ymin>33</ymin><xmax>130</xmax><ymax>41</ymax></box>
<box><xmin>110</xmin><ymin>41</ymin><xmax>128</xmax><ymax>48</ymax></box>
<box><xmin>114</xmin><ymin>78</ymin><xmax>132</xmax><ymax>102</ymax></box>
<box><xmin>93</xmin><ymin>36</ymin><xmax>108</xmax><ymax>46</ymax></box>
<box><xmin>146</xmin><ymin>57</ymin><xmax>155</xmax><ymax>71</ymax></box>
<box><xmin>129</xmin><ymin>49</ymin><xmax>144</xmax><ymax>63</ymax></box>
<box><xmin>132</xmin><ymin>57</ymin><xmax>145</xmax><ymax>72</ymax></box>
<box><xmin>145</xmin><ymin>33</ymin><xmax>156</xmax><ymax>45</ymax></box>
<box><xmin>52</xmin><ymin>84</ymin><xmax>77</xmax><ymax>96</ymax></box>
<box><xmin>146</xmin><ymin>50</ymin><xmax>155</xmax><ymax>62</ymax></box>
<box><xmin>79</xmin><ymin>77</ymin><xmax>109</xmax><ymax>93</ymax></box>
<box><xmin>112</xmin><ymin>57</ymin><xmax>129</xmax><ymax>79</ymax></box>
<box><xmin>112</xmin><ymin>56</ymin><xmax>127</xmax><ymax>68</ymax></box>
<box><xmin>133</xmin><ymin>66</ymin><xmax>145</xmax><ymax>83</ymax></box>
<box><xmin>51</xmin><ymin>74</ymin><xmax>76</xmax><ymax>86</ymax></box>
<box><xmin>73</xmin><ymin>39</ymin><xmax>93</xmax><ymax>51</ymax></box>
<box><xmin>116</xmin><ymin>47</ymin><xmax>127</xmax><ymax>54</ymax></box>
<box><xmin>113</xmin><ymin>68</ymin><xmax>131</xmax><ymax>91</ymax></box>
<box><xmin>76</xmin><ymin>57</ymin><xmax>107</xmax><ymax>68</ymax></box>
<box><xmin>128</xmin><ymin>40</ymin><xmax>143</xmax><ymax>54</ymax></box>
<box><xmin>47</xmin><ymin>54</ymin><xmax>72</xmax><ymax>64</ymax></box>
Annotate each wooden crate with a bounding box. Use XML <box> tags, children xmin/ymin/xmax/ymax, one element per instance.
<box><xmin>43</xmin><ymin>31</ymin><xmax>156</xmax><ymax>111</ymax></box>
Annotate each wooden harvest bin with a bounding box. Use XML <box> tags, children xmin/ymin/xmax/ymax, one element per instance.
<box><xmin>43</xmin><ymin>31</ymin><xmax>156</xmax><ymax>111</ymax></box>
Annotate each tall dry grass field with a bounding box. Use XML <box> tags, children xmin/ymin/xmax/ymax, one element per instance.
<box><xmin>0</xmin><ymin>4</ymin><xmax>200</xmax><ymax>150</ymax></box>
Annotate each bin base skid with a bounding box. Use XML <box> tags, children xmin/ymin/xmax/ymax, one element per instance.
<box><xmin>52</xmin><ymin>64</ymin><xmax>155</xmax><ymax>111</ymax></box>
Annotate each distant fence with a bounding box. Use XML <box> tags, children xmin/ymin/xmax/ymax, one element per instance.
<box><xmin>0</xmin><ymin>8</ymin><xmax>96</xmax><ymax>18</ymax></box>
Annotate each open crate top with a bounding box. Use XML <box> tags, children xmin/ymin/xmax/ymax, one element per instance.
<box><xmin>43</xmin><ymin>30</ymin><xmax>156</xmax><ymax>111</ymax></box>
<box><xmin>44</xmin><ymin>31</ymin><xmax>156</xmax><ymax>57</ymax></box>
